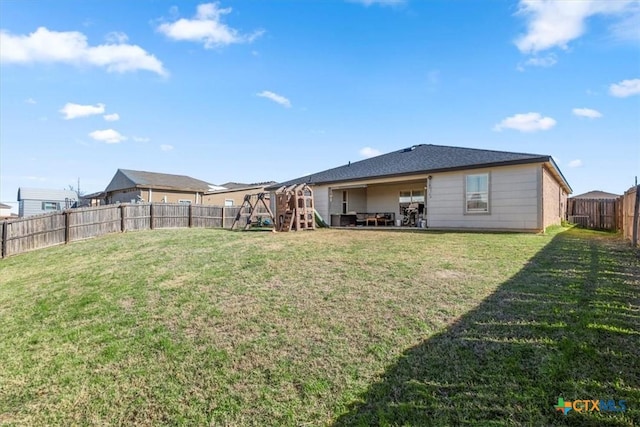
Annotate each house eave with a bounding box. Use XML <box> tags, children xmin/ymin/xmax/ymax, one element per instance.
<box><xmin>268</xmin><ymin>157</ymin><xmax>553</xmax><ymax>189</ymax></box>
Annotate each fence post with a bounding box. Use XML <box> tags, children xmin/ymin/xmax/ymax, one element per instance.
<box><xmin>1</xmin><ymin>220</ymin><xmax>6</xmax><ymax>258</ymax></box>
<box><xmin>64</xmin><ymin>211</ymin><xmax>71</xmax><ymax>244</ymax></box>
<box><xmin>633</xmin><ymin>185</ymin><xmax>640</xmax><ymax>247</ymax></box>
<box><xmin>221</xmin><ymin>206</ymin><xmax>225</xmax><ymax>228</ymax></box>
<box><xmin>189</xmin><ymin>203</ymin><xmax>193</xmax><ymax>228</ymax></box>
<box><xmin>150</xmin><ymin>203</ymin><xmax>154</xmax><ymax>230</ymax></box>
<box><xmin>120</xmin><ymin>204</ymin><xmax>126</xmax><ymax>232</ymax></box>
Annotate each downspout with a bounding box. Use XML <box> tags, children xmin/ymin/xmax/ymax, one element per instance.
<box><xmin>149</xmin><ymin>188</ymin><xmax>153</xmax><ymax>203</ymax></box>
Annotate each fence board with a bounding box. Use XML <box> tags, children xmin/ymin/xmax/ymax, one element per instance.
<box><xmin>622</xmin><ymin>186</ymin><xmax>640</xmax><ymax>245</ymax></box>
<box><xmin>4</xmin><ymin>212</ymin><xmax>66</xmax><ymax>256</ymax></box>
<box><xmin>122</xmin><ymin>204</ymin><xmax>151</xmax><ymax>231</ymax></box>
<box><xmin>68</xmin><ymin>205</ymin><xmax>121</xmax><ymax>241</ymax></box>
<box><xmin>192</xmin><ymin>205</ymin><xmax>224</xmax><ymax>228</ymax></box>
<box><xmin>153</xmin><ymin>204</ymin><xmax>190</xmax><ymax>229</ymax></box>
<box><xmin>1</xmin><ymin>221</ymin><xmax>6</xmax><ymax>258</ymax></box>
<box><xmin>224</xmin><ymin>207</ymin><xmax>241</xmax><ymax>228</ymax></box>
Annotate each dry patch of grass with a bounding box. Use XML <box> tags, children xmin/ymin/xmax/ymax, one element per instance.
<box><xmin>0</xmin><ymin>227</ymin><xmax>638</xmax><ymax>425</ymax></box>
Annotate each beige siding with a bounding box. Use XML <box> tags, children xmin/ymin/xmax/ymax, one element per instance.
<box><xmin>203</xmin><ymin>188</ymin><xmax>262</xmax><ymax>206</ymax></box>
<box><xmin>542</xmin><ymin>166</ymin><xmax>565</xmax><ymax>229</ymax></box>
<box><xmin>428</xmin><ymin>164</ymin><xmax>540</xmax><ymax>230</ymax></box>
<box><xmin>107</xmin><ymin>189</ymin><xmax>200</xmax><ymax>204</ymax></box>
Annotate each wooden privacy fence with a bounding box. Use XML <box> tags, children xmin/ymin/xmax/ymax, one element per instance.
<box><xmin>622</xmin><ymin>186</ymin><xmax>640</xmax><ymax>246</ymax></box>
<box><xmin>1</xmin><ymin>203</ymin><xmax>241</xmax><ymax>258</ymax></box>
<box><xmin>567</xmin><ymin>198</ymin><xmax>620</xmax><ymax>231</ymax></box>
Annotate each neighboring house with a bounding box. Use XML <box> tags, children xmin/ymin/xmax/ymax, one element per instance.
<box><xmin>17</xmin><ymin>188</ymin><xmax>78</xmax><ymax>217</ymax></box>
<box><xmin>105</xmin><ymin>169</ymin><xmax>213</xmax><ymax>204</ymax></box>
<box><xmin>202</xmin><ymin>181</ymin><xmax>276</xmax><ymax>206</ymax></box>
<box><xmin>571</xmin><ymin>190</ymin><xmax>620</xmax><ymax>200</ymax></box>
<box><xmin>80</xmin><ymin>191</ymin><xmax>107</xmax><ymax>207</ymax></box>
<box><xmin>267</xmin><ymin>144</ymin><xmax>572</xmax><ymax>232</ymax></box>
<box><xmin>0</xmin><ymin>203</ymin><xmax>17</xmax><ymax>220</ymax></box>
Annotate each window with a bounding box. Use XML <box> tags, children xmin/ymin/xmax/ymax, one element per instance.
<box><xmin>342</xmin><ymin>191</ymin><xmax>348</xmax><ymax>214</ymax></box>
<box><xmin>465</xmin><ymin>174</ymin><xmax>489</xmax><ymax>213</ymax></box>
<box><xmin>42</xmin><ymin>201</ymin><xmax>59</xmax><ymax>211</ymax></box>
<box><xmin>178</xmin><ymin>199</ymin><xmax>192</xmax><ymax>205</ymax></box>
<box><xmin>224</xmin><ymin>199</ymin><xmax>234</xmax><ymax>207</ymax></box>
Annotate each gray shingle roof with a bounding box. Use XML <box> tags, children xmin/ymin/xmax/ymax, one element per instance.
<box><xmin>268</xmin><ymin>144</ymin><xmax>558</xmax><ymax>189</ymax></box>
<box><xmin>106</xmin><ymin>169</ymin><xmax>212</xmax><ymax>192</ymax></box>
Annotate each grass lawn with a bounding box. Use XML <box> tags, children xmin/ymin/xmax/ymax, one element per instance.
<box><xmin>0</xmin><ymin>227</ymin><xmax>638</xmax><ymax>426</ymax></box>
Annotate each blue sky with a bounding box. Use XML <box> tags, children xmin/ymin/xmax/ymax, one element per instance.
<box><xmin>1</xmin><ymin>0</ymin><xmax>639</xmax><ymax>211</ymax></box>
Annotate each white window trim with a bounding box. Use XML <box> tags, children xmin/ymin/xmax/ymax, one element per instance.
<box><xmin>178</xmin><ymin>199</ymin><xmax>192</xmax><ymax>204</ymax></box>
<box><xmin>224</xmin><ymin>199</ymin><xmax>234</xmax><ymax>207</ymax></box>
<box><xmin>464</xmin><ymin>173</ymin><xmax>490</xmax><ymax>214</ymax></box>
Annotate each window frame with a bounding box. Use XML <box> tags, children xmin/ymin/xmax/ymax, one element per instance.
<box><xmin>42</xmin><ymin>201</ymin><xmax>59</xmax><ymax>211</ymax></box>
<box><xmin>464</xmin><ymin>173</ymin><xmax>490</xmax><ymax>214</ymax></box>
<box><xmin>224</xmin><ymin>199</ymin><xmax>234</xmax><ymax>207</ymax></box>
<box><xmin>178</xmin><ymin>199</ymin><xmax>192</xmax><ymax>205</ymax></box>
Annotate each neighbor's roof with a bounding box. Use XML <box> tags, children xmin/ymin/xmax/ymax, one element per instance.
<box><xmin>571</xmin><ymin>190</ymin><xmax>620</xmax><ymax>199</ymax></box>
<box><xmin>17</xmin><ymin>188</ymin><xmax>78</xmax><ymax>201</ymax></box>
<box><xmin>209</xmin><ymin>181</ymin><xmax>277</xmax><ymax>194</ymax></box>
<box><xmin>0</xmin><ymin>203</ymin><xmax>11</xmax><ymax>209</ymax></box>
<box><xmin>105</xmin><ymin>169</ymin><xmax>213</xmax><ymax>193</ymax></box>
<box><xmin>267</xmin><ymin>144</ymin><xmax>571</xmax><ymax>192</ymax></box>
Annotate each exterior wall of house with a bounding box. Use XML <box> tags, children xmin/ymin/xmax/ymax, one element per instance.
<box><xmin>542</xmin><ymin>166</ymin><xmax>567</xmax><ymax>229</ymax></box>
<box><xmin>107</xmin><ymin>188</ymin><xmax>202</xmax><ymax>204</ymax></box>
<box><xmin>107</xmin><ymin>188</ymin><xmax>143</xmax><ymax>204</ymax></box>
<box><xmin>17</xmin><ymin>189</ymin><xmax>78</xmax><ymax>217</ymax></box>
<box><xmin>427</xmin><ymin>164</ymin><xmax>540</xmax><ymax>230</ymax></box>
<box><xmin>202</xmin><ymin>187</ymin><xmax>268</xmax><ymax>206</ymax></box>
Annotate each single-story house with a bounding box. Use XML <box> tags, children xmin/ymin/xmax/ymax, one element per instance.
<box><xmin>570</xmin><ymin>190</ymin><xmax>620</xmax><ymax>200</ymax></box>
<box><xmin>17</xmin><ymin>188</ymin><xmax>78</xmax><ymax>217</ymax></box>
<box><xmin>202</xmin><ymin>181</ymin><xmax>276</xmax><ymax>206</ymax></box>
<box><xmin>105</xmin><ymin>169</ymin><xmax>214</xmax><ymax>204</ymax></box>
<box><xmin>267</xmin><ymin>144</ymin><xmax>572</xmax><ymax>232</ymax></box>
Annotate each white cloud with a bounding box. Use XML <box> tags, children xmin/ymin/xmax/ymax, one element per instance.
<box><xmin>24</xmin><ymin>98</ymin><xmax>36</xmax><ymax>104</ymax></box>
<box><xmin>568</xmin><ymin>159</ymin><xmax>583</xmax><ymax>168</ymax></box>
<box><xmin>572</xmin><ymin>108</ymin><xmax>602</xmax><ymax>119</ymax></box>
<box><xmin>359</xmin><ymin>147</ymin><xmax>382</xmax><ymax>158</ymax></box>
<box><xmin>157</xmin><ymin>3</ymin><xmax>264</xmax><ymax>48</ymax></box>
<box><xmin>609</xmin><ymin>78</ymin><xmax>640</xmax><ymax>97</ymax></box>
<box><xmin>525</xmin><ymin>54</ymin><xmax>557</xmax><ymax>67</ymax></box>
<box><xmin>60</xmin><ymin>102</ymin><xmax>105</xmax><ymax>119</ymax></box>
<box><xmin>514</xmin><ymin>0</ymin><xmax>635</xmax><ymax>53</ymax></box>
<box><xmin>88</xmin><ymin>129</ymin><xmax>126</xmax><ymax>144</ymax></box>
<box><xmin>160</xmin><ymin>144</ymin><xmax>174</xmax><ymax>151</ymax></box>
<box><xmin>133</xmin><ymin>136</ymin><xmax>150</xmax><ymax>142</ymax></box>
<box><xmin>103</xmin><ymin>113</ymin><xmax>120</xmax><ymax>121</ymax></box>
<box><xmin>105</xmin><ymin>31</ymin><xmax>128</xmax><ymax>44</ymax></box>
<box><xmin>493</xmin><ymin>112</ymin><xmax>556</xmax><ymax>132</ymax></box>
<box><xmin>256</xmin><ymin>90</ymin><xmax>291</xmax><ymax>108</ymax></box>
<box><xmin>0</xmin><ymin>27</ymin><xmax>167</xmax><ymax>76</ymax></box>
<box><xmin>349</xmin><ymin>0</ymin><xmax>405</xmax><ymax>6</ymax></box>
<box><xmin>610</xmin><ymin>4</ymin><xmax>640</xmax><ymax>41</ymax></box>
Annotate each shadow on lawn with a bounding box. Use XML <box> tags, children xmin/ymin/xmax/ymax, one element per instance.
<box><xmin>334</xmin><ymin>230</ymin><xmax>640</xmax><ymax>426</ymax></box>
